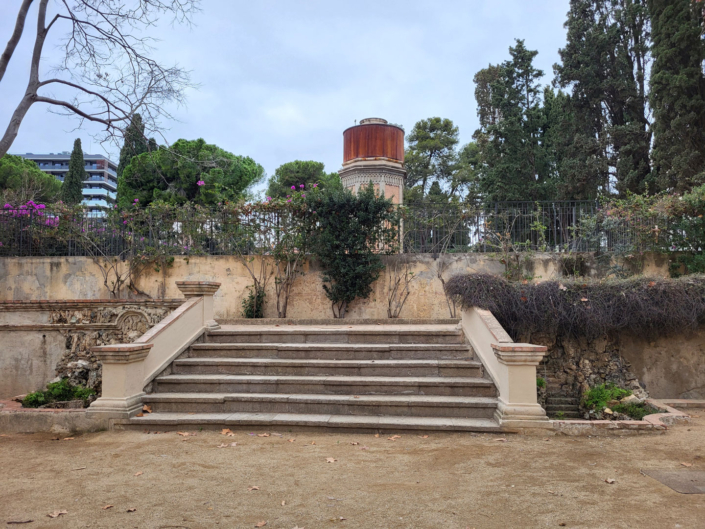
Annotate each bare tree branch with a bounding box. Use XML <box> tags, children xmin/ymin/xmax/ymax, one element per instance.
<box><xmin>0</xmin><ymin>0</ymin><xmax>200</xmax><ymax>158</ymax></box>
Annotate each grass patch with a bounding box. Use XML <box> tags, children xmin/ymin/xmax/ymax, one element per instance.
<box><xmin>22</xmin><ymin>379</ymin><xmax>95</xmax><ymax>408</ymax></box>
<box><xmin>582</xmin><ymin>383</ymin><xmax>632</xmax><ymax>410</ymax></box>
<box><xmin>613</xmin><ymin>402</ymin><xmax>661</xmax><ymax>420</ymax></box>
<box><xmin>536</xmin><ymin>377</ymin><xmax>546</xmax><ymax>388</ymax></box>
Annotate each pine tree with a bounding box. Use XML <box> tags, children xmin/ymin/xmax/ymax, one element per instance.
<box><xmin>554</xmin><ymin>0</ymin><xmax>651</xmax><ymax>197</ymax></box>
<box><xmin>60</xmin><ymin>138</ymin><xmax>86</xmax><ymax>205</ymax></box>
<box><xmin>404</xmin><ymin>118</ymin><xmax>459</xmax><ymax>196</ymax></box>
<box><xmin>648</xmin><ymin>0</ymin><xmax>705</xmax><ymax>192</ymax></box>
<box><xmin>474</xmin><ymin>40</ymin><xmax>556</xmax><ymax>203</ymax></box>
<box><xmin>117</xmin><ymin>114</ymin><xmax>150</xmax><ymax>178</ymax></box>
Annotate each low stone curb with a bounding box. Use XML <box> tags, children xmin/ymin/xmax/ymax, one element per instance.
<box><xmin>551</xmin><ymin>398</ymin><xmax>690</xmax><ymax>436</ymax></box>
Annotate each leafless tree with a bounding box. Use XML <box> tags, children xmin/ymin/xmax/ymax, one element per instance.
<box><xmin>0</xmin><ymin>0</ymin><xmax>199</xmax><ymax>158</ymax></box>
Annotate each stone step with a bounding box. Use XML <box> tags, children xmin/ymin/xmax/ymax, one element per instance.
<box><xmin>188</xmin><ymin>343</ymin><xmax>473</xmax><ymax>360</ymax></box>
<box><xmin>547</xmin><ymin>411</ymin><xmax>581</xmax><ymax>419</ymax></box>
<box><xmin>546</xmin><ymin>397</ymin><xmax>579</xmax><ymax>405</ymax></box>
<box><xmin>123</xmin><ymin>412</ymin><xmax>503</xmax><ymax>433</ymax></box>
<box><xmin>206</xmin><ymin>325</ymin><xmax>464</xmax><ymax>345</ymax></box>
<box><xmin>545</xmin><ymin>404</ymin><xmax>580</xmax><ymax>413</ymax></box>
<box><xmin>154</xmin><ymin>374</ymin><xmax>497</xmax><ymax>397</ymax></box>
<box><xmin>172</xmin><ymin>358</ymin><xmax>484</xmax><ymax>378</ymax></box>
<box><xmin>142</xmin><ymin>393</ymin><xmax>498</xmax><ymax>418</ymax></box>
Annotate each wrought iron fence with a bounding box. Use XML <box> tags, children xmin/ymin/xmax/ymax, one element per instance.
<box><xmin>0</xmin><ymin>201</ymin><xmax>666</xmax><ymax>258</ymax></box>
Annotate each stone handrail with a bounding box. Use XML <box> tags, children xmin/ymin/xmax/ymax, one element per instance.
<box><xmin>460</xmin><ymin>307</ymin><xmax>551</xmax><ymax>430</ymax></box>
<box><xmin>89</xmin><ymin>281</ymin><xmax>221</xmax><ymax>419</ymax></box>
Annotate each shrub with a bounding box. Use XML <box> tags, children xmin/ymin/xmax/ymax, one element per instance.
<box><xmin>307</xmin><ymin>183</ymin><xmax>399</xmax><ymax>318</ymax></box>
<box><xmin>22</xmin><ymin>379</ymin><xmax>95</xmax><ymax>408</ymax></box>
<box><xmin>582</xmin><ymin>383</ymin><xmax>632</xmax><ymax>410</ymax></box>
<box><xmin>536</xmin><ymin>377</ymin><xmax>546</xmax><ymax>388</ymax></box>
<box><xmin>445</xmin><ymin>273</ymin><xmax>705</xmax><ymax>340</ymax></box>
<box><xmin>241</xmin><ymin>286</ymin><xmax>266</xmax><ymax>319</ymax></box>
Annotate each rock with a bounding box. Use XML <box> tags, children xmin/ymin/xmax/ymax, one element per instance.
<box><xmin>11</xmin><ymin>394</ymin><xmax>27</xmax><ymax>402</ymax></box>
<box><xmin>620</xmin><ymin>394</ymin><xmax>642</xmax><ymax>405</ymax></box>
<box><xmin>604</xmin><ymin>407</ymin><xmax>613</xmax><ymax>415</ymax></box>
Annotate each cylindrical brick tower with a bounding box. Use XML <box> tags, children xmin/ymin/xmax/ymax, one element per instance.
<box><xmin>339</xmin><ymin>118</ymin><xmax>406</xmax><ymax>205</ymax></box>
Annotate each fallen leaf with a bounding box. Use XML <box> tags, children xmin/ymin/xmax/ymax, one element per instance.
<box><xmin>681</xmin><ymin>462</ymin><xmax>693</xmax><ymax>467</ymax></box>
<box><xmin>281</xmin><ymin>500</ymin><xmax>286</xmax><ymax>506</ymax></box>
<box><xmin>255</xmin><ymin>522</ymin><xmax>267</xmax><ymax>528</ymax></box>
<box><xmin>418</xmin><ymin>435</ymin><xmax>429</xmax><ymax>439</ymax></box>
<box><xmin>135</xmin><ymin>413</ymin><xmax>144</xmax><ymax>417</ymax></box>
<box><xmin>126</xmin><ymin>508</ymin><xmax>136</xmax><ymax>513</ymax></box>
<box><xmin>374</xmin><ymin>434</ymin><xmax>379</xmax><ymax>438</ymax></box>
<box><xmin>310</xmin><ymin>441</ymin><xmax>316</xmax><ymax>445</ymax></box>
<box><xmin>360</xmin><ymin>446</ymin><xmax>369</xmax><ymax>450</ymax></box>
<box><xmin>559</xmin><ymin>524</ymin><xmax>566</xmax><ymax>527</ymax></box>
<box><xmin>142</xmin><ymin>405</ymin><xmax>152</xmax><ymax>413</ymax></box>
<box><xmin>326</xmin><ymin>458</ymin><xmax>338</xmax><ymax>463</ymax></box>
<box><xmin>543</xmin><ymin>438</ymin><xmax>550</xmax><ymax>441</ymax></box>
<box><xmin>6</xmin><ymin>521</ymin><xmax>33</xmax><ymax>524</ymax></box>
<box><xmin>648</xmin><ymin>281</ymin><xmax>656</xmax><ymax>287</ymax></box>
<box><xmin>387</xmin><ymin>435</ymin><xmax>401</xmax><ymax>441</ymax></box>
<box><xmin>248</xmin><ymin>486</ymin><xmax>260</xmax><ymax>491</ymax></box>
<box><xmin>71</xmin><ymin>467</ymin><xmax>86</xmax><ymax>471</ymax></box>
<box><xmin>217</xmin><ymin>442</ymin><xmax>237</xmax><ymax>448</ymax></box>
<box><xmin>559</xmin><ymin>284</ymin><xmax>567</xmax><ymax>291</ymax></box>
<box><xmin>46</xmin><ymin>511</ymin><xmax>68</xmax><ymax>519</ymax></box>
<box><xmin>288</xmin><ymin>439</ymin><xmax>295</xmax><ymax>443</ymax></box>
<box><xmin>63</xmin><ymin>437</ymin><xmax>74</xmax><ymax>441</ymax></box>
<box><xmin>177</xmin><ymin>432</ymin><xmax>190</xmax><ymax>437</ymax></box>
<box><xmin>339</xmin><ymin>517</ymin><xmax>347</xmax><ymax>521</ymax></box>
<box><xmin>495</xmin><ymin>438</ymin><xmax>507</xmax><ymax>442</ymax></box>
<box><xmin>102</xmin><ymin>505</ymin><xmax>113</xmax><ymax>510</ymax></box>
<box><xmin>134</xmin><ymin>472</ymin><xmax>143</xmax><ymax>477</ymax></box>
<box><xmin>581</xmin><ymin>298</ymin><xmax>588</xmax><ymax>302</ymax></box>
<box><xmin>604</xmin><ymin>478</ymin><xmax>616</xmax><ymax>484</ymax></box>
<box><xmin>221</xmin><ymin>428</ymin><xmax>233</xmax><ymax>435</ymax></box>
<box><xmin>50</xmin><ymin>437</ymin><xmax>60</xmax><ymax>441</ymax></box>
<box><xmin>548</xmin><ymin>491</ymin><xmax>557</xmax><ymax>495</ymax></box>
<box><xmin>292</xmin><ymin>526</ymin><xmax>304</xmax><ymax>529</ymax></box>
<box><xmin>353</xmin><ymin>396</ymin><xmax>360</xmax><ymax>399</ymax></box>
<box><xmin>350</xmin><ymin>442</ymin><xmax>359</xmax><ymax>446</ymax></box>
<box><xmin>257</xmin><ymin>433</ymin><xmax>270</xmax><ymax>437</ymax></box>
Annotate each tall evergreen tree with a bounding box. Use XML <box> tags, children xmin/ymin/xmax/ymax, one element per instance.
<box><xmin>60</xmin><ymin>138</ymin><xmax>86</xmax><ymax>205</ymax></box>
<box><xmin>474</xmin><ymin>40</ymin><xmax>556</xmax><ymax>203</ymax></box>
<box><xmin>404</xmin><ymin>118</ymin><xmax>459</xmax><ymax>196</ymax></box>
<box><xmin>554</xmin><ymin>0</ymin><xmax>651</xmax><ymax>197</ymax></box>
<box><xmin>648</xmin><ymin>0</ymin><xmax>705</xmax><ymax>192</ymax></box>
<box><xmin>117</xmin><ymin>114</ymin><xmax>150</xmax><ymax>178</ymax></box>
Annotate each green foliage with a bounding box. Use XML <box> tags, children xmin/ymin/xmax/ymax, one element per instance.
<box><xmin>308</xmin><ymin>184</ymin><xmax>399</xmax><ymax>318</ymax></box>
<box><xmin>117</xmin><ymin>138</ymin><xmax>264</xmax><ymax>208</ymax></box>
<box><xmin>648</xmin><ymin>0</ymin><xmax>705</xmax><ymax>193</ymax></box>
<box><xmin>554</xmin><ymin>0</ymin><xmax>651</xmax><ymax>197</ymax></box>
<box><xmin>536</xmin><ymin>377</ymin><xmax>546</xmax><ymax>388</ymax></box>
<box><xmin>474</xmin><ymin>40</ymin><xmax>557</xmax><ymax>203</ymax></box>
<box><xmin>241</xmin><ymin>286</ymin><xmax>266</xmax><ymax>318</ymax></box>
<box><xmin>117</xmin><ymin>114</ymin><xmax>154</xmax><ymax>179</ymax></box>
<box><xmin>22</xmin><ymin>378</ymin><xmax>95</xmax><ymax>408</ymax></box>
<box><xmin>613</xmin><ymin>402</ymin><xmax>659</xmax><ymax>420</ymax></box>
<box><xmin>405</xmin><ymin>117</ymin><xmax>459</xmax><ymax>196</ymax></box>
<box><xmin>59</xmin><ymin>138</ymin><xmax>86</xmax><ymax>205</ymax></box>
<box><xmin>582</xmin><ymin>383</ymin><xmax>632</xmax><ymax>410</ymax></box>
<box><xmin>0</xmin><ymin>154</ymin><xmax>62</xmax><ymax>204</ymax></box>
<box><xmin>266</xmin><ymin>161</ymin><xmax>340</xmax><ymax>199</ymax></box>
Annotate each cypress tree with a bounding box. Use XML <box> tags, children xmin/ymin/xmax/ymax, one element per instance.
<box><xmin>648</xmin><ymin>0</ymin><xmax>705</xmax><ymax>192</ymax></box>
<box><xmin>117</xmin><ymin>114</ymin><xmax>149</xmax><ymax>178</ymax></box>
<box><xmin>60</xmin><ymin>138</ymin><xmax>86</xmax><ymax>205</ymax></box>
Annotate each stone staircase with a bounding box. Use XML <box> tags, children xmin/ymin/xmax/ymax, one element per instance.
<box><xmin>540</xmin><ymin>367</ymin><xmax>581</xmax><ymax>419</ymax></box>
<box><xmin>125</xmin><ymin>323</ymin><xmax>503</xmax><ymax>433</ymax></box>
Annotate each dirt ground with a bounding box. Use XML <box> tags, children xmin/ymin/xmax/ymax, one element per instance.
<box><xmin>1</xmin><ymin>417</ymin><xmax>705</xmax><ymax>529</ymax></box>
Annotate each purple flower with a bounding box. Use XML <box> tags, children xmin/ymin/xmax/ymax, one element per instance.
<box><xmin>299</xmin><ymin>184</ymin><xmax>304</xmax><ymax>189</ymax></box>
<box><xmin>287</xmin><ymin>199</ymin><xmax>292</xmax><ymax>203</ymax></box>
<box><xmin>134</xmin><ymin>198</ymin><xmax>139</xmax><ymax>203</ymax></box>
<box><xmin>291</xmin><ymin>185</ymin><xmax>296</xmax><ymax>190</ymax></box>
<box><xmin>301</xmin><ymin>194</ymin><xmax>306</xmax><ymax>197</ymax></box>
<box><xmin>123</xmin><ymin>220</ymin><xmax>128</xmax><ymax>225</ymax></box>
<box><xmin>197</xmin><ymin>180</ymin><xmax>205</xmax><ymax>186</ymax></box>
<box><xmin>313</xmin><ymin>183</ymin><xmax>318</xmax><ymax>188</ymax></box>
<box><xmin>266</xmin><ymin>196</ymin><xmax>272</xmax><ymax>201</ymax></box>
<box><xmin>3</xmin><ymin>204</ymin><xmax>11</xmax><ymax>209</ymax></box>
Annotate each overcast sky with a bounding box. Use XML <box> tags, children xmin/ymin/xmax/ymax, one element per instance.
<box><xmin>1</xmin><ymin>0</ymin><xmax>570</xmax><ymax>194</ymax></box>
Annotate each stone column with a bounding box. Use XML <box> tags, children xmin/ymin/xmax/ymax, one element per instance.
<box><xmin>88</xmin><ymin>343</ymin><xmax>153</xmax><ymax>419</ymax></box>
<box><xmin>175</xmin><ymin>281</ymin><xmax>221</xmax><ymax>330</ymax></box>
<box><xmin>492</xmin><ymin>343</ymin><xmax>551</xmax><ymax>429</ymax></box>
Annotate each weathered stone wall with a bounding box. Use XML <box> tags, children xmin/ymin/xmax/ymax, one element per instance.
<box><xmin>0</xmin><ymin>300</ymin><xmax>182</xmax><ymax>398</ymax></box>
<box><xmin>0</xmin><ymin>253</ymin><xmax>670</xmax><ymax>320</ymax></box>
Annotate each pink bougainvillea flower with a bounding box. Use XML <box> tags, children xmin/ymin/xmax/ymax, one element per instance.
<box><xmin>301</xmin><ymin>194</ymin><xmax>306</xmax><ymax>197</ymax></box>
<box><xmin>291</xmin><ymin>185</ymin><xmax>296</xmax><ymax>190</ymax></box>
<box><xmin>299</xmin><ymin>184</ymin><xmax>304</xmax><ymax>188</ymax></box>
<box><xmin>197</xmin><ymin>180</ymin><xmax>205</xmax><ymax>186</ymax></box>
<box><xmin>134</xmin><ymin>198</ymin><xmax>139</xmax><ymax>203</ymax></box>
<box><xmin>313</xmin><ymin>183</ymin><xmax>318</xmax><ymax>188</ymax></box>
<box><xmin>287</xmin><ymin>199</ymin><xmax>292</xmax><ymax>203</ymax></box>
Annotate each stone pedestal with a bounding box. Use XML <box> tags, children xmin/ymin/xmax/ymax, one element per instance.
<box><xmin>492</xmin><ymin>343</ymin><xmax>552</xmax><ymax>429</ymax></box>
<box><xmin>88</xmin><ymin>343</ymin><xmax>153</xmax><ymax>419</ymax></box>
<box><xmin>175</xmin><ymin>281</ymin><xmax>221</xmax><ymax>330</ymax></box>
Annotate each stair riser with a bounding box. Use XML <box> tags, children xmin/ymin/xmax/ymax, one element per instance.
<box><xmin>188</xmin><ymin>348</ymin><xmax>472</xmax><ymax>360</ymax></box>
<box><xmin>206</xmin><ymin>333</ymin><xmax>464</xmax><ymax>345</ymax></box>
<box><xmin>545</xmin><ymin>405</ymin><xmax>580</xmax><ymax>412</ymax></box>
<box><xmin>147</xmin><ymin>400</ymin><xmax>497</xmax><ymax>418</ymax></box>
<box><xmin>172</xmin><ymin>364</ymin><xmax>483</xmax><ymax>378</ymax></box>
<box><xmin>154</xmin><ymin>382</ymin><xmax>497</xmax><ymax>397</ymax></box>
